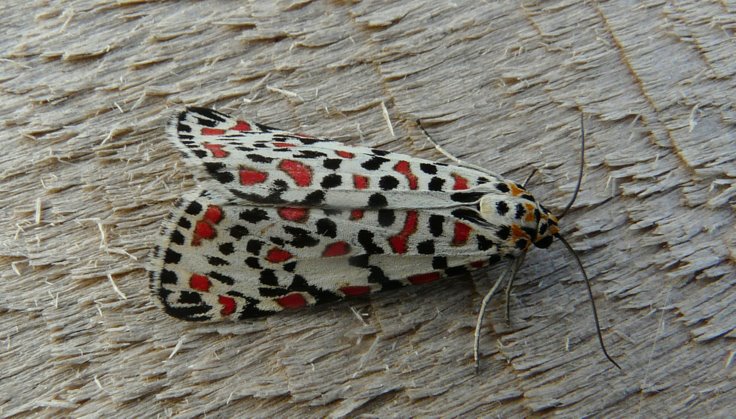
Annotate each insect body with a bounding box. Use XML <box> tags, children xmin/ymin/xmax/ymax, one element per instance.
<box><xmin>149</xmin><ymin>107</ymin><xmax>560</xmax><ymax>321</ymax></box>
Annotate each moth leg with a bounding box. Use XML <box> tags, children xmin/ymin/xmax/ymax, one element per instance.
<box><xmin>503</xmin><ymin>252</ymin><xmax>526</xmax><ymax>324</ymax></box>
<box><xmin>504</xmin><ymin>268</ymin><xmax>517</xmax><ymax>325</ymax></box>
<box><xmin>474</xmin><ymin>255</ymin><xmax>525</xmax><ymax>373</ymax></box>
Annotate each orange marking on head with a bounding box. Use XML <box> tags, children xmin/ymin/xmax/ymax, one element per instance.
<box><xmin>511</xmin><ymin>224</ymin><xmax>532</xmax><ymax>250</ymax></box>
<box><xmin>508</xmin><ymin>183</ymin><xmax>525</xmax><ymax>197</ymax></box>
<box><xmin>524</xmin><ymin>203</ymin><xmax>536</xmax><ymax>223</ymax></box>
<box><xmin>548</xmin><ymin>224</ymin><xmax>560</xmax><ymax>235</ymax></box>
<box><xmin>545</xmin><ymin>213</ymin><xmax>560</xmax><ymax>235</ymax></box>
<box><xmin>510</xmin><ymin>224</ymin><xmax>526</xmax><ymax>239</ymax></box>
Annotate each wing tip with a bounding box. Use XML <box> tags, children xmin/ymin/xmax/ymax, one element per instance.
<box><xmin>147</xmin><ymin>191</ymin><xmax>221</xmax><ymax>322</ymax></box>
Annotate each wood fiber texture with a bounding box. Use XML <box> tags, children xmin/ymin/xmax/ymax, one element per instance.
<box><xmin>1</xmin><ymin>0</ymin><xmax>734</xmax><ymax>417</ymax></box>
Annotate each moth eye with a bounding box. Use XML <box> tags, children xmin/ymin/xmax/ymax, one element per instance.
<box><xmin>534</xmin><ymin>235</ymin><xmax>554</xmax><ymax>249</ymax></box>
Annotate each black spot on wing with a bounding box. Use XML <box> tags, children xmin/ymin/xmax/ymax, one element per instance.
<box><xmin>164</xmin><ymin>249</ymin><xmax>181</xmax><ymax>264</ymax></box>
<box><xmin>323</xmin><ymin>158</ymin><xmax>342</xmax><ymax>170</ymax></box>
<box><xmin>159</xmin><ymin>269</ymin><xmax>177</xmax><ymax>284</ymax></box>
<box><xmin>259</xmin><ymin>269</ymin><xmax>279</xmax><ymax>286</ymax></box>
<box><xmin>302</xmin><ymin>190</ymin><xmax>325</xmax><ymax>206</ymax></box>
<box><xmin>378</xmin><ymin>209</ymin><xmax>395</xmax><ymax>227</ymax></box>
<box><xmin>188</xmin><ymin>107</ymin><xmax>228</xmax><ymax>124</ymax></box>
<box><xmin>451</xmin><ymin>208</ymin><xmax>488</xmax><ymax>226</ymax></box>
<box><xmin>246</xmin><ymin>239</ymin><xmax>263</xmax><ymax>255</ymax></box>
<box><xmin>218</xmin><ymin>243</ymin><xmax>235</xmax><ymax>255</ymax></box>
<box><xmin>417</xmin><ymin>240</ymin><xmax>435</xmax><ymax>255</ymax></box>
<box><xmin>432</xmin><ymin>256</ymin><xmax>448</xmax><ymax>269</ymax></box>
<box><xmin>362</xmin><ymin>156</ymin><xmax>389</xmax><ymax>170</ymax></box>
<box><xmin>240</xmin><ymin>208</ymin><xmax>269</xmax><ymax>223</ymax></box>
<box><xmin>204</xmin><ymin>162</ymin><xmax>235</xmax><ymax>184</ymax></box>
<box><xmin>315</xmin><ymin>218</ymin><xmax>337</xmax><ymax>238</ymax></box>
<box><xmin>450</xmin><ymin>192</ymin><xmax>485</xmax><ymax>203</ymax></box>
<box><xmin>367</xmin><ymin>193</ymin><xmax>388</xmax><ymax>208</ymax></box>
<box><xmin>428</xmin><ymin>177</ymin><xmax>445</xmax><ymax>191</ymax></box>
<box><xmin>349</xmin><ymin>254</ymin><xmax>370</xmax><ymax>268</ymax></box>
<box><xmin>429</xmin><ymin>214</ymin><xmax>444</xmax><ymax>237</ymax></box>
<box><xmin>170</xmin><ymin>230</ymin><xmax>185</xmax><ymax>245</ymax></box>
<box><xmin>288</xmin><ymin>275</ymin><xmax>341</xmax><ymax>305</ymax></box>
<box><xmin>245</xmin><ymin>257</ymin><xmax>262</xmax><ymax>269</ymax></box>
<box><xmin>420</xmin><ymin>163</ymin><xmax>437</xmax><ymax>174</ymax></box>
<box><xmin>358</xmin><ymin>230</ymin><xmax>383</xmax><ymax>254</ymax></box>
<box><xmin>294</xmin><ymin>150</ymin><xmax>327</xmax><ymax>159</ymax></box>
<box><xmin>368</xmin><ymin>266</ymin><xmax>404</xmax><ymax>290</ymax></box>
<box><xmin>229</xmin><ymin>225</ymin><xmax>249</xmax><ymax>240</ymax></box>
<box><xmin>177</xmin><ymin>217</ymin><xmax>191</xmax><ymax>229</ymax></box>
<box><xmin>379</xmin><ymin>176</ymin><xmax>399</xmax><ymax>190</ymax></box>
<box><xmin>283</xmin><ymin>226</ymin><xmax>319</xmax><ymax>248</ymax></box>
<box><xmin>185</xmin><ymin>200</ymin><xmax>203</xmax><ymax>215</ymax></box>
<box><xmin>320</xmin><ymin>174</ymin><xmax>342</xmax><ymax>189</ymax></box>
<box><xmin>477</xmin><ymin>235</ymin><xmax>494</xmax><ymax>251</ymax></box>
<box><xmin>247</xmin><ymin>154</ymin><xmax>274</xmax><ymax>163</ymax></box>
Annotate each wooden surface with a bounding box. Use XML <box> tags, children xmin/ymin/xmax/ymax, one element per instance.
<box><xmin>1</xmin><ymin>0</ymin><xmax>734</xmax><ymax>417</ymax></box>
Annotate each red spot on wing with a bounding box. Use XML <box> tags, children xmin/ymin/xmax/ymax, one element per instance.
<box><xmin>336</xmin><ymin>150</ymin><xmax>355</xmax><ymax>159</ymax></box>
<box><xmin>389</xmin><ymin>211</ymin><xmax>418</xmax><ymax>254</ymax></box>
<box><xmin>203</xmin><ymin>143</ymin><xmax>229</xmax><ymax>158</ymax></box>
<box><xmin>273</xmin><ymin>142</ymin><xmax>296</xmax><ymax>148</ymax></box>
<box><xmin>201</xmin><ymin>128</ymin><xmax>225</xmax><ymax>136</ymax></box>
<box><xmin>353</xmin><ymin>174</ymin><xmax>369</xmax><ymax>189</ymax></box>
<box><xmin>452</xmin><ymin>173</ymin><xmax>469</xmax><ymax>190</ymax></box>
<box><xmin>219</xmin><ymin>295</ymin><xmax>236</xmax><ymax>316</ymax></box>
<box><xmin>340</xmin><ymin>286</ymin><xmax>371</xmax><ymax>297</ymax></box>
<box><xmin>350</xmin><ymin>209</ymin><xmax>364</xmax><ymax>220</ymax></box>
<box><xmin>277</xmin><ymin>207</ymin><xmax>309</xmax><ymax>222</ymax></box>
<box><xmin>279</xmin><ymin>160</ymin><xmax>312</xmax><ymax>187</ymax></box>
<box><xmin>394</xmin><ymin>161</ymin><xmax>418</xmax><ymax>190</ymax></box>
<box><xmin>189</xmin><ymin>274</ymin><xmax>211</xmax><ymax>292</ymax></box>
<box><xmin>276</xmin><ymin>293</ymin><xmax>307</xmax><ymax>309</ymax></box>
<box><xmin>408</xmin><ymin>272</ymin><xmax>441</xmax><ymax>285</ymax></box>
<box><xmin>266</xmin><ymin>247</ymin><xmax>293</xmax><ymax>263</ymax></box>
<box><xmin>191</xmin><ymin>205</ymin><xmax>224</xmax><ymax>246</ymax></box>
<box><xmin>322</xmin><ymin>241</ymin><xmax>351</xmax><ymax>257</ymax></box>
<box><xmin>194</xmin><ymin>220</ymin><xmax>215</xmax><ymax>240</ymax></box>
<box><xmin>231</xmin><ymin>120</ymin><xmax>252</xmax><ymax>131</ymax></box>
<box><xmin>452</xmin><ymin>222</ymin><xmax>471</xmax><ymax>245</ymax></box>
<box><xmin>470</xmin><ymin>260</ymin><xmax>486</xmax><ymax>269</ymax></box>
<box><xmin>204</xmin><ymin>206</ymin><xmax>223</xmax><ymax>224</ymax></box>
<box><xmin>239</xmin><ymin>169</ymin><xmax>268</xmax><ymax>185</ymax></box>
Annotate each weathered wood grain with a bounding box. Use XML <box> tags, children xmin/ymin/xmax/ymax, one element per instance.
<box><xmin>1</xmin><ymin>0</ymin><xmax>734</xmax><ymax>417</ymax></box>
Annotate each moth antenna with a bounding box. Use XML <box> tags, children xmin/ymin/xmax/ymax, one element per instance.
<box><xmin>558</xmin><ymin>114</ymin><xmax>585</xmax><ymax>220</ymax></box>
<box><xmin>557</xmin><ymin>234</ymin><xmax>621</xmax><ymax>370</ymax></box>
<box><xmin>474</xmin><ymin>255</ymin><xmax>525</xmax><ymax>373</ymax></box>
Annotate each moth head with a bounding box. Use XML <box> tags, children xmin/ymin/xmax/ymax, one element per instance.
<box><xmin>477</xmin><ymin>182</ymin><xmax>559</xmax><ymax>251</ymax></box>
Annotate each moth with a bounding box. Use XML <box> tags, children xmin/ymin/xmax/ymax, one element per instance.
<box><xmin>148</xmin><ymin>107</ymin><xmax>619</xmax><ymax>370</ymax></box>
